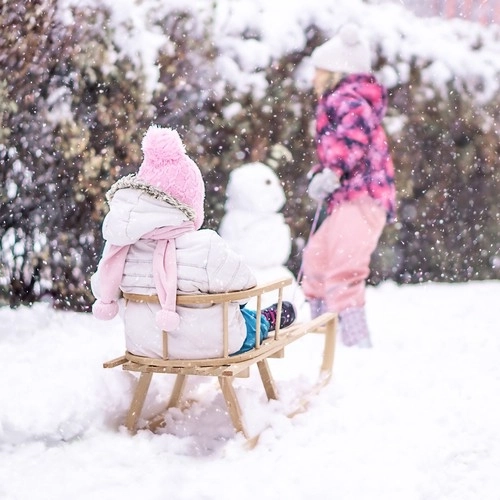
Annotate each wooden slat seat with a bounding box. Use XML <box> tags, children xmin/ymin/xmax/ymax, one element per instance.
<box><xmin>103</xmin><ymin>277</ymin><xmax>337</xmax><ymax>440</ymax></box>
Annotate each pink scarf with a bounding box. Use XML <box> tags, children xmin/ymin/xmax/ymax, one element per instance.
<box><xmin>92</xmin><ymin>221</ymin><xmax>195</xmax><ymax>331</ymax></box>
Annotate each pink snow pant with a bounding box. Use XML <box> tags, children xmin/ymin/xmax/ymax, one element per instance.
<box><xmin>301</xmin><ymin>196</ymin><xmax>386</xmax><ymax>313</ymax></box>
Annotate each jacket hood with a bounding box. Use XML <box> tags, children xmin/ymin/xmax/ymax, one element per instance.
<box><xmin>107</xmin><ymin>174</ymin><xmax>196</xmax><ymax>223</ymax></box>
<box><xmin>102</xmin><ymin>188</ymin><xmax>192</xmax><ymax>246</ymax></box>
<box><xmin>331</xmin><ymin>73</ymin><xmax>388</xmax><ymax>124</ymax></box>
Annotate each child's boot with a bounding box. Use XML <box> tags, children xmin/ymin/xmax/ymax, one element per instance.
<box><xmin>339</xmin><ymin>306</ymin><xmax>372</xmax><ymax>347</ymax></box>
<box><xmin>308</xmin><ymin>298</ymin><xmax>326</xmax><ymax>319</ymax></box>
<box><xmin>262</xmin><ymin>301</ymin><xmax>297</xmax><ymax>330</ymax></box>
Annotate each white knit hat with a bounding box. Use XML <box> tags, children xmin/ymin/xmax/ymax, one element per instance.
<box><xmin>311</xmin><ymin>23</ymin><xmax>371</xmax><ymax>74</ymax></box>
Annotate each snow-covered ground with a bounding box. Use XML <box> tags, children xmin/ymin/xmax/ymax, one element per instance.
<box><xmin>1</xmin><ymin>280</ymin><xmax>499</xmax><ymax>500</ymax></box>
<box><xmin>3</xmin><ymin>2</ymin><xmax>500</xmax><ymax>499</ymax></box>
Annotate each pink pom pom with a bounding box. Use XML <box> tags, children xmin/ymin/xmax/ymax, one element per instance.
<box><xmin>142</xmin><ymin>126</ymin><xmax>185</xmax><ymax>165</ymax></box>
<box><xmin>92</xmin><ymin>300</ymin><xmax>119</xmax><ymax>320</ymax></box>
<box><xmin>156</xmin><ymin>309</ymin><xmax>181</xmax><ymax>331</ymax></box>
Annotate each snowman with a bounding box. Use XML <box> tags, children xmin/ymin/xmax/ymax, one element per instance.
<box><xmin>219</xmin><ymin>162</ymin><xmax>309</xmax><ymax>321</ymax></box>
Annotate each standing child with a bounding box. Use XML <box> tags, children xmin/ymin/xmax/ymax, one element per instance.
<box><xmin>301</xmin><ymin>24</ymin><xmax>396</xmax><ymax>347</ymax></box>
<box><xmin>91</xmin><ymin>126</ymin><xmax>295</xmax><ymax>359</ymax></box>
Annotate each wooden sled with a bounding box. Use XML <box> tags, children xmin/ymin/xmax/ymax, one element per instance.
<box><xmin>103</xmin><ymin>277</ymin><xmax>337</xmax><ymax>442</ymax></box>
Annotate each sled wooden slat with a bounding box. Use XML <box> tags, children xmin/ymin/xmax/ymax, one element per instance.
<box><xmin>104</xmin><ymin>278</ymin><xmax>337</xmax><ymax>440</ymax></box>
<box><xmin>122</xmin><ymin>279</ymin><xmax>295</xmax><ymax>306</ymax></box>
<box><xmin>103</xmin><ymin>355</ymin><xmax>127</xmax><ymax>368</ymax></box>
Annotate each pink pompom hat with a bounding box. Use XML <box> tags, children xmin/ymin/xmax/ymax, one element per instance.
<box><xmin>107</xmin><ymin>126</ymin><xmax>205</xmax><ymax>229</ymax></box>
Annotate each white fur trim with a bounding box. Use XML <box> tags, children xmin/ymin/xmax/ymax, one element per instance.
<box><xmin>106</xmin><ymin>174</ymin><xmax>196</xmax><ymax>222</ymax></box>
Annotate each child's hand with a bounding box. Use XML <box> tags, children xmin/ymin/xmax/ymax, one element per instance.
<box><xmin>307</xmin><ymin>169</ymin><xmax>340</xmax><ymax>202</ymax></box>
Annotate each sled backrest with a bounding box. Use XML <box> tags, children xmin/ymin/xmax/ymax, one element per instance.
<box><xmin>122</xmin><ymin>277</ymin><xmax>292</xmax><ymax>360</ymax></box>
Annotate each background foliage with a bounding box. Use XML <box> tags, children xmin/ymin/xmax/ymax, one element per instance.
<box><xmin>1</xmin><ymin>0</ymin><xmax>499</xmax><ymax>310</ymax></box>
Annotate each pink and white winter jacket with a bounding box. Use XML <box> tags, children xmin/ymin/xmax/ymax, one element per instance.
<box><xmin>91</xmin><ymin>188</ymin><xmax>257</xmax><ymax>359</ymax></box>
<box><xmin>313</xmin><ymin>73</ymin><xmax>396</xmax><ymax>222</ymax></box>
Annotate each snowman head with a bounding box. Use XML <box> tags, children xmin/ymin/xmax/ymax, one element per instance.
<box><xmin>225</xmin><ymin>162</ymin><xmax>286</xmax><ymax>213</ymax></box>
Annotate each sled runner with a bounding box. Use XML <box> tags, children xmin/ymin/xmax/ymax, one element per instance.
<box><xmin>103</xmin><ymin>277</ymin><xmax>337</xmax><ymax>442</ymax></box>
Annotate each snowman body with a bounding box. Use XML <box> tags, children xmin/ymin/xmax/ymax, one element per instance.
<box><xmin>219</xmin><ymin>162</ymin><xmax>309</xmax><ymax>321</ymax></box>
<box><xmin>219</xmin><ymin>209</ymin><xmax>291</xmax><ymax>268</ymax></box>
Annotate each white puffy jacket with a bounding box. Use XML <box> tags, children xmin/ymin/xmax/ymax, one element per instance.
<box><xmin>91</xmin><ymin>188</ymin><xmax>257</xmax><ymax>359</ymax></box>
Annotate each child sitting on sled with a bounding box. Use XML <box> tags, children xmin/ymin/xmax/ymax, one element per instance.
<box><xmin>91</xmin><ymin>126</ymin><xmax>296</xmax><ymax>359</ymax></box>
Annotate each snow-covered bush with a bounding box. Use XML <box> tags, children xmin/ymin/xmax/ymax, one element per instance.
<box><xmin>0</xmin><ymin>0</ymin><xmax>150</xmax><ymax>309</ymax></box>
<box><xmin>1</xmin><ymin>0</ymin><xmax>499</xmax><ymax>310</ymax></box>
